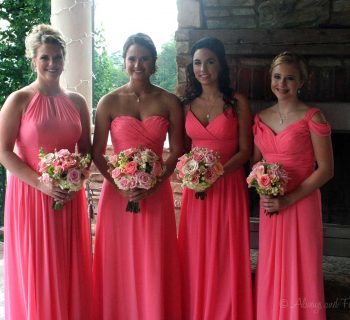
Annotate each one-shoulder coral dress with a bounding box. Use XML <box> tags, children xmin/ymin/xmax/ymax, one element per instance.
<box><xmin>92</xmin><ymin>115</ymin><xmax>181</xmax><ymax>320</ymax></box>
<box><xmin>178</xmin><ymin>108</ymin><xmax>253</xmax><ymax>320</ymax></box>
<box><xmin>4</xmin><ymin>91</ymin><xmax>93</xmax><ymax>319</ymax></box>
<box><xmin>253</xmin><ymin>107</ymin><xmax>331</xmax><ymax>320</ymax></box>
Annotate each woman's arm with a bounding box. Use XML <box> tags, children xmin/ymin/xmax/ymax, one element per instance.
<box><xmin>183</xmin><ymin>104</ymin><xmax>192</xmax><ymax>153</ymax></box>
<box><xmin>251</xmin><ymin>144</ymin><xmax>263</xmax><ymax>166</ymax></box>
<box><xmin>69</xmin><ymin>92</ymin><xmax>92</xmax><ymax>155</ymax></box>
<box><xmin>222</xmin><ymin>92</ymin><xmax>253</xmax><ymax>174</ymax></box>
<box><xmin>91</xmin><ymin>95</ymin><xmax>115</xmax><ymax>186</ymax></box>
<box><xmin>162</xmin><ymin>94</ymin><xmax>185</xmax><ymax>179</ymax></box>
<box><xmin>264</xmin><ymin>111</ymin><xmax>334</xmax><ymax>213</ymax></box>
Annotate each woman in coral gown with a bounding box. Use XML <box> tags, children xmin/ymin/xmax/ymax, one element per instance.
<box><xmin>253</xmin><ymin>51</ymin><xmax>334</xmax><ymax>319</ymax></box>
<box><xmin>0</xmin><ymin>24</ymin><xmax>93</xmax><ymax>319</ymax></box>
<box><xmin>92</xmin><ymin>33</ymin><xmax>183</xmax><ymax>319</ymax></box>
<box><xmin>177</xmin><ymin>37</ymin><xmax>254</xmax><ymax>320</ymax></box>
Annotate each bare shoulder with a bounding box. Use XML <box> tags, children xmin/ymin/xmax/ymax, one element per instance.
<box><xmin>158</xmin><ymin>86</ymin><xmax>181</xmax><ymax>103</ymax></box>
<box><xmin>2</xmin><ymin>86</ymin><xmax>35</xmax><ymax>113</ymax></box>
<box><xmin>156</xmin><ymin>86</ymin><xmax>182</xmax><ymax>111</ymax></box>
<box><xmin>310</xmin><ymin>108</ymin><xmax>328</xmax><ymax>124</ymax></box>
<box><xmin>97</xmin><ymin>87</ymin><xmax>124</xmax><ymax>110</ymax></box>
<box><xmin>65</xmin><ymin>91</ymin><xmax>87</xmax><ymax>108</ymax></box>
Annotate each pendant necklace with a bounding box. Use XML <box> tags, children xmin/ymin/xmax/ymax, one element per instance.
<box><xmin>277</xmin><ymin>105</ymin><xmax>290</xmax><ymax>125</ymax></box>
<box><xmin>206</xmin><ymin>104</ymin><xmax>215</xmax><ymax>120</ymax></box>
<box><xmin>277</xmin><ymin>104</ymin><xmax>295</xmax><ymax>125</ymax></box>
<box><xmin>133</xmin><ymin>92</ymin><xmax>140</xmax><ymax>103</ymax></box>
<box><xmin>128</xmin><ymin>84</ymin><xmax>141</xmax><ymax>103</ymax></box>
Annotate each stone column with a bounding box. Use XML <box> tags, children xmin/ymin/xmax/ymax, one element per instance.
<box><xmin>51</xmin><ymin>0</ymin><xmax>93</xmax><ymax>112</ymax></box>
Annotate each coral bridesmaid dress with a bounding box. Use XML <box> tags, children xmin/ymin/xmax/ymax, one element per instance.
<box><xmin>4</xmin><ymin>91</ymin><xmax>93</xmax><ymax>319</ymax></box>
<box><xmin>92</xmin><ymin>115</ymin><xmax>181</xmax><ymax>320</ymax></box>
<box><xmin>253</xmin><ymin>108</ymin><xmax>330</xmax><ymax>320</ymax></box>
<box><xmin>178</xmin><ymin>108</ymin><xmax>253</xmax><ymax>320</ymax></box>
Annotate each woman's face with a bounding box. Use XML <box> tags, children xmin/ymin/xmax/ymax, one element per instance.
<box><xmin>192</xmin><ymin>48</ymin><xmax>221</xmax><ymax>86</ymax></box>
<box><xmin>125</xmin><ymin>44</ymin><xmax>155</xmax><ymax>81</ymax></box>
<box><xmin>271</xmin><ymin>63</ymin><xmax>304</xmax><ymax>100</ymax></box>
<box><xmin>32</xmin><ymin>43</ymin><xmax>64</xmax><ymax>82</ymax></box>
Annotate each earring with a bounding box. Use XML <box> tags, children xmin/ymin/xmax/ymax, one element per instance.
<box><xmin>297</xmin><ymin>88</ymin><xmax>301</xmax><ymax>95</ymax></box>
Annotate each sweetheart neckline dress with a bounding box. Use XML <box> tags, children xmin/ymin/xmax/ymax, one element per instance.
<box><xmin>253</xmin><ymin>107</ymin><xmax>330</xmax><ymax>320</ymax></box>
<box><xmin>92</xmin><ymin>115</ymin><xmax>181</xmax><ymax>320</ymax></box>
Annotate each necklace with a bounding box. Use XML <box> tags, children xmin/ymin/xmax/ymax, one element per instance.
<box><xmin>206</xmin><ymin>104</ymin><xmax>215</xmax><ymax>120</ymax></box>
<box><xmin>201</xmin><ymin>93</ymin><xmax>222</xmax><ymax>121</ymax></box>
<box><xmin>133</xmin><ymin>92</ymin><xmax>140</xmax><ymax>103</ymax></box>
<box><xmin>276</xmin><ymin>105</ymin><xmax>293</xmax><ymax>125</ymax></box>
<box><xmin>128</xmin><ymin>84</ymin><xmax>153</xmax><ymax>103</ymax></box>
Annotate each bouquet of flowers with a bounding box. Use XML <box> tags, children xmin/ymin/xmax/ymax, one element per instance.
<box><xmin>246</xmin><ymin>160</ymin><xmax>289</xmax><ymax>216</ymax></box>
<box><xmin>106</xmin><ymin>146</ymin><xmax>164</xmax><ymax>213</ymax></box>
<box><xmin>176</xmin><ymin>147</ymin><xmax>224</xmax><ymax>200</ymax></box>
<box><xmin>38</xmin><ymin>148</ymin><xmax>91</xmax><ymax>211</ymax></box>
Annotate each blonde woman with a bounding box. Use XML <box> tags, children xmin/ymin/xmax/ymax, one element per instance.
<box><xmin>253</xmin><ymin>51</ymin><xmax>333</xmax><ymax>319</ymax></box>
<box><xmin>0</xmin><ymin>24</ymin><xmax>93</xmax><ymax>319</ymax></box>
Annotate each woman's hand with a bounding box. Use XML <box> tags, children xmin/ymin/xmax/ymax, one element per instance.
<box><xmin>261</xmin><ymin>195</ymin><xmax>291</xmax><ymax>214</ymax></box>
<box><xmin>37</xmin><ymin>182</ymin><xmax>76</xmax><ymax>204</ymax></box>
<box><xmin>120</xmin><ymin>181</ymin><xmax>162</xmax><ymax>202</ymax></box>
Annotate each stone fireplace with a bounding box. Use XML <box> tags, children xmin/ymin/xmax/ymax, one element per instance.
<box><xmin>175</xmin><ymin>0</ymin><xmax>350</xmax><ymax>256</ymax></box>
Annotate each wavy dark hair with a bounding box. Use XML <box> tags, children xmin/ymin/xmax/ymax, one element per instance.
<box><xmin>122</xmin><ymin>33</ymin><xmax>157</xmax><ymax>72</ymax></box>
<box><xmin>182</xmin><ymin>37</ymin><xmax>234</xmax><ymax>107</ymax></box>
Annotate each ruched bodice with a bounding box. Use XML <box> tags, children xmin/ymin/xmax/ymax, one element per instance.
<box><xmin>93</xmin><ymin>114</ymin><xmax>181</xmax><ymax>320</ymax></box>
<box><xmin>111</xmin><ymin>115</ymin><xmax>168</xmax><ymax>156</ymax></box>
<box><xmin>254</xmin><ymin>107</ymin><xmax>331</xmax><ymax>190</ymax></box>
<box><xmin>16</xmin><ymin>91</ymin><xmax>81</xmax><ymax>171</ymax></box>
<box><xmin>253</xmin><ymin>107</ymin><xmax>331</xmax><ymax>320</ymax></box>
<box><xmin>186</xmin><ymin>108</ymin><xmax>238</xmax><ymax>163</ymax></box>
<box><xmin>178</xmin><ymin>105</ymin><xmax>253</xmax><ymax>320</ymax></box>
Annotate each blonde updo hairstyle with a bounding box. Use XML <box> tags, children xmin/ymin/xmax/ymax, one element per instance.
<box><xmin>270</xmin><ymin>51</ymin><xmax>309</xmax><ymax>83</ymax></box>
<box><xmin>25</xmin><ymin>24</ymin><xmax>66</xmax><ymax>60</ymax></box>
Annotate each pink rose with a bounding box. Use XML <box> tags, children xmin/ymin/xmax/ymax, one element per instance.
<box><xmin>176</xmin><ymin>158</ymin><xmax>188</xmax><ymax>172</ymax></box>
<box><xmin>56</xmin><ymin>149</ymin><xmax>71</xmax><ymax>157</ymax></box>
<box><xmin>136</xmin><ymin>171</ymin><xmax>154</xmax><ymax>189</ymax></box>
<box><xmin>204</xmin><ymin>168</ymin><xmax>215</xmax><ymax>183</ymax></box>
<box><xmin>123</xmin><ymin>161</ymin><xmax>138</xmax><ymax>175</ymax></box>
<box><xmin>67</xmin><ymin>168</ymin><xmax>82</xmax><ymax>185</ymax></box>
<box><xmin>258</xmin><ymin>174</ymin><xmax>271</xmax><ymax>189</ymax></box>
<box><xmin>190</xmin><ymin>172</ymin><xmax>200</xmax><ymax>185</ymax></box>
<box><xmin>123</xmin><ymin>148</ymin><xmax>137</xmax><ymax>158</ymax></box>
<box><xmin>254</xmin><ymin>164</ymin><xmax>265</xmax><ymax>179</ymax></box>
<box><xmin>193</xmin><ymin>152</ymin><xmax>204</xmax><ymax>161</ymax></box>
<box><xmin>111</xmin><ymin>167</ymin><xmax>122</xmax><ymax>179</ymax></box>
<box><xmin>116</xmin><ymin>176</ymin><xmax>131</xmax><ymax>190</ymax></box>
<box><xmin>40</xmin><ymin>173</ymin><xmax>53</xmax><ymax>185</ymax></box>
<box><xmin>203</xmin><ymin>152</ymin><xmax>217</xmax><ymax>166</ymax></box>
<box><xmin>182</xmin><ymin>159</ymin><xmax>199</xmax><ymax>175</ymax></box>
<box><xmin>129</xmin><ymin>177</ymin><xmax>137</xmax><ymax>189</ymax></box>
<box><xmin>246</xmin><ymin>174</ymin><xmax>255</xmax><ymax>186</ymax></box>
<box><xmin>63</xmin><ymin>159</ymin><xmax>78</xmax><ymax>170</ymax></box>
